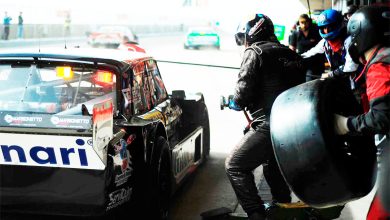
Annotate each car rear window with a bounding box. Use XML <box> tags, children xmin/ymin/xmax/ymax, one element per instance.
<box><xmin>0</xmin><ymin>64</ymin><xmax>116</xmax><ymax>115</ymax></box>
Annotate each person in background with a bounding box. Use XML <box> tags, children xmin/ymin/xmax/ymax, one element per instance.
<box><xmin>225</xmin><ymin>13</ymin><xmax>305</xmax><ymax>220</ymax></box>
<box><xmin>288</xmin><ymin>21</ymin><xmax>298</xmax><ymax>49</ymax></box>
<box><xmin>334</xmin><ymin>5</ymin><xmax>390</xmax><ymax>220</ymax></box>
<box><xmin>301</xmin><ymin>9</ymin><xmax>360</xmax><ymax>87</ymax></box>
<box><xmin>64</xmin><ymin>13</ymin><xmax>71</xmax><ymax>37</ymax></box>
<box><xmin>17</xmin><ymin>12</ymin><xmax>23</xmax><ymax>39</ymax></box>
<box><xmin>3</xmin><ymin>12</ymin><xmax>12</xmax><ymax>40</ymax></box>
<box><xmin>289</xmin><ymin>14</ymin><xmax>324</xmax><ymax>81</ymax></box>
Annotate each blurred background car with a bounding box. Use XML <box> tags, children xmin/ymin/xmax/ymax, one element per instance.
<box><xmin>183</xmin><ymin>27</ymin><xmax>220</xmax><ymax>50</ymax></box>
<box><xmin>87</xmin><ymin>26</ymin><xmax>138</xmax><ymax>48</ymax></box>
<box><xmin>117</xmin><ymin>35</ymin><xmax>146</xmax><ymax>53</ymax></box>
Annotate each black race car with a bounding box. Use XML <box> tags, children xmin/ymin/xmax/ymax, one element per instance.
<box><xmin>0</xmin><ymin>48</ymin><xmax>210</xmax><ymax>219</ymax></box>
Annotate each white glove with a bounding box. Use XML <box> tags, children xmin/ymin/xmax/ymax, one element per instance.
<box><xmin>334</xmin><ymin>114</ymin><xmax>349</xmax><ymax>135</ymax></box>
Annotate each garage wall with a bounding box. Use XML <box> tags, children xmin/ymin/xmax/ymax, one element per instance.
<box><xmin>299</xmin><ymin>0</ymin><xmax>332</xmax><ymax>10</ymax></box>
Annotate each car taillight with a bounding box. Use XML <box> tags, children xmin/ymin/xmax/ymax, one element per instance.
<box><xmin>94</xmin><ymin>70</ymin><xmax>114</xmax><ymax>86</ymax></box>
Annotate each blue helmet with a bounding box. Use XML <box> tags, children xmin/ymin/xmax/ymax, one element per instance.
<box><xmin>317</xmin><ymin>9</ymin><xmax>343</xmax><ymax>40</ymax></box>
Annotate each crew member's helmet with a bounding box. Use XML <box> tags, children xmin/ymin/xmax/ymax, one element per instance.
<box><xmin>317</xmin><ymin>9</ymin><xmax>343</xmax><ymax>40</ymax></box>
<box><xmin>347</xmin><ymin>6</ymin><xmax>390</xmax><ymax>63</ymax></box>
<box><xmin>235</xmin><ymin>13</ymin><xmax>275</xmax><ymax>46</ymax></box>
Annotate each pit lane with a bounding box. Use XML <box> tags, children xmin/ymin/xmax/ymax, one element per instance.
<box><xmin>1</xmin><ymin>33</ymin><xmax>373</xmax><ymax>220</ymax></box>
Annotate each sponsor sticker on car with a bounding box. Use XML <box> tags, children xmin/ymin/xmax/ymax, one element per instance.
<box><xmin>0</xmin><ymin>134</ymin><xmax>105</xmax><ymax>170</ymax></box>
<box><xmin>0</xmin><ymin>112</ymin><xmax>91</xmax><ymax>129</ymax></box>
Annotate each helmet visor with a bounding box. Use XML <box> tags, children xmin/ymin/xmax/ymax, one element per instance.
<box><xmin>235</xmin><ymin>32</ymin><xmax>245</xmax><ymax>46</ymax></box>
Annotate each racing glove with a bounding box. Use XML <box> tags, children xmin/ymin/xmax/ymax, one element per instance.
<box><xmin>228</xmin><ymin>98</ymin><xmax>242</xmax><ymax>111</ymax></box>
<box><xmin>334</xmin><ymin>114</ymin><xmax>349</xmax><ymax>135</ymax></box>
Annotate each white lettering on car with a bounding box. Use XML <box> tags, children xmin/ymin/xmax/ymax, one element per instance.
<box><xmin>106</xmin><ymin>187</ymin><xmax>132</xmax><ymax>211</ymax></box>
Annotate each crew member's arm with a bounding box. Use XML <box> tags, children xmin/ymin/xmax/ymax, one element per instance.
<box><xmin>328</xmin><ymin>37</ymin><xmax>360</xmax><ymax>78</ymax></box>
<box><xmin>347</xmin><ymin>62</ymin><xmax>390</xmax><ymax>135</ymax></box>
<box><xmin>233</xmin><ymin>48</ymin><xmax>260</xmax><ymax>109</ymax></box>
<box><xmin>335</xmin><ymin>63</ymin><xmax>390</xmax><ymax>135</ymax></box>
<box><xmin>301</xmin><ymin>39</ymin><xmax>326</xmax><ymax>58</ymax></box>
<box><xmin>288</xmin><ymin>31</ymin><xmax>297</xmax><ymax>52</ymax></box>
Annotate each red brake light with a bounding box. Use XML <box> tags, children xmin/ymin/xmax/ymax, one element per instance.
<box><xmin>94</xmin><ymin>70</ymin><xmax>113</xmax><ymax>86</ymax></box>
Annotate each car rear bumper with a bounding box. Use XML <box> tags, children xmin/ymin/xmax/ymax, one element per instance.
<box><xmin>186</xmin><ymin>42</ymin><xmax>220</xmax><ymax>47</ymax></box>
<box><xmin>185</xmin><ymin>36</ymin><xmax>220</xmax><ymax>47</ymax></box>
<box><xmin>0</xmin><ymin>165</ymin><xmax>108</xmax><ymax>216</ymax></box>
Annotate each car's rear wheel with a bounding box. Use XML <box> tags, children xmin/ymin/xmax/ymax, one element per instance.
<box><xmin>195</xmin><ymin>92</ymin><xmax>210</xmax><ymax>159</ymax></box>
<box><xmin>146</xmin><ymin>136</ymin><xmax>172</xmax><ymax>220</ymax></box>
<box><xmin>201</xmin><ymin>107</ymin><xmax>210</xmax><ymax>159</ymax></box>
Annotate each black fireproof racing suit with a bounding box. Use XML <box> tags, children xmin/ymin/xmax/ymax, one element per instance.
<box><xmin>225</xmin><ymin>41</ymin><xmax>305</xmax><ymax>215</ymax></box>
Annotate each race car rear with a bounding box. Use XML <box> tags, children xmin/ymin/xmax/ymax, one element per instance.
<box><xmin>0</xmin><ymin>134</ymin><xmax>108</xmax><ymax>216</ymax></box>
<box><xmin>0</xmin><ymin>62</ymin><xmax>120</xmax><ymax>216</ymax></box>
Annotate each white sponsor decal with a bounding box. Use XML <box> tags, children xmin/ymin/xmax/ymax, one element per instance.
<box><xmin>0</xmin><ymin>133</ymin><xmax>105</xmax><ymax>170</ymax></box>
<box><xmin>115</xmin><ymin>169</ymin><xmax>132</xmax><ymax>187</ymax></box>
<box><xmin>106</xmin><ymin>187</ymin><xmax>132</xmax><ymax>211</ymax></box>
<box><xmin>113</xmin><ymin>139</ymin><xmax>133</xmax><ymax>187</ymax></box>
<box><xmin>4</xmin><ymin>114</ymin><xmax>42</xmax><ymax>124</ymax></box>
<box><xmin>50</xmin><ymin>116</ymin><xmax>90</xmax><ymax>125</ymax></box>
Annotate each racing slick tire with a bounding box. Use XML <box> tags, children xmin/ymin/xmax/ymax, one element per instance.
<box><xmin>270</xmin><ymin>78</ymin><xmax>377</xmax><ymax>208</ymax></box>
<box><xmin>196</xmin><ymin>92</ymin><xmax>210</xmax><ymax>159</ymax></box>
<box><xmin>146</xmin><ymin>136</ymin><xmax>173</xmax><ymax>220</ymax></box>
<box><xmin>201</xmin><ymin>108</ymin><xmax>210</xmax><ymax>159</ymax></box>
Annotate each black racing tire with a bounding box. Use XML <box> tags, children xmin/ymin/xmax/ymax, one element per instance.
<box><xmin>195</xmin><ymin>92</ymin><xmax>210</xmax><ymax>159</ymax></box>
<box><xmin>379</xmin><ymin>145</ymin><xmax>390</xmax><ymax>211</ymax></box>
<box><xmin>201</xmin><ymin>108</ymin><xmax>210</xmax><ymax>159</ymax></box>
<box><xmin>270</xmin><ymin>78</ymin><xmax>377</xmax><ymax>208</ymax></box>
<box><xmin>146</xmin><ymin>136</ymin><xmax>172</xmax><ymax>220</ymax></box>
